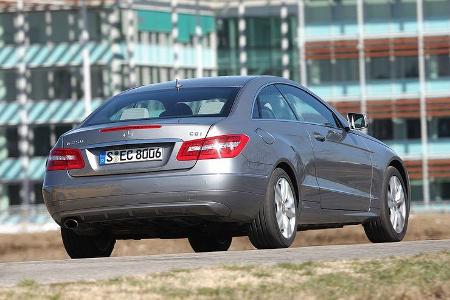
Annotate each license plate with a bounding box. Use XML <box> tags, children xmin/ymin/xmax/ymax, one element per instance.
<box><xmin>99</xmin><ymin>147</ymin><xmax>163</xmax><ymax>165</ymax></box>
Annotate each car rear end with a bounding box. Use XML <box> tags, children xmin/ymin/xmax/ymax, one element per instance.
<box><xmin>42</xmin><ymin>81</ymin><xmax>267</xmax><ymax>239</ymax></box>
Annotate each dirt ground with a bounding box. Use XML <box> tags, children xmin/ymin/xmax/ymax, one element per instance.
<box><xmin>0</xmin><ymin>213</ymin><xmax>449</xmax><ymax>262</ymax></box>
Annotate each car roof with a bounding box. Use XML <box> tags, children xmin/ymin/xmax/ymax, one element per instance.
<box><xmin>121</xmin><ymin>76</ymin><xmax>262</xmax><ymax>96</ymax></box>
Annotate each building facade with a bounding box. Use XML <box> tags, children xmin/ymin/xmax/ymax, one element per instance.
<box><xmin>0</xmin><ymin>0</ymin><xmax>449</xmax><ymax>223</ymax></box>
<box><xmin>0</xmin><ymin>0</ymin><xmax>217</xmax><ymax>221</ymax></box>
<box><xmin>217</xmin><ymin>0</ymin><xmax>450</xmax><ymax>206</ymax></box>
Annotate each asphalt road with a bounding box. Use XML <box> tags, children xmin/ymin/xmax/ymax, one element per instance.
<box><xmin>1</xmin><ymin>239</ymin><xmax>449</xmax><ymax>287</ymax></box>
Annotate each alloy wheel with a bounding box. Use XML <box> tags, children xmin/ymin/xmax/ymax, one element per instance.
<box><xmin>274</xmin><ymin>178</ymin><xmax>296</xmax><ymax>239</ymax></box>
<box><xmin>387</xmin><ymin>176</ymin><xmax>406</xmax><ymax>233</ymax></box>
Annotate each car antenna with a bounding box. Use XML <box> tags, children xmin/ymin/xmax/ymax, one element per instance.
<box><xmin>175</xmin><ymin>78</ymin><xmax>183</xmax><ymax>92</ymax></box>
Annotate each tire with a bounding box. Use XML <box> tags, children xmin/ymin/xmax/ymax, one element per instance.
<box><xmin>61</xmin><ymin>227</ymin><xmax>116</xmax><ymax>259</ymax></box>
<box><xmin>364</xmin><ymin>166</ymin><xmax>410</xmax><ymax>243</ymax></box>
<box><xmin>188</xmin><ymin>234</ymin><xmax>232</xmax><ymax>252</ymax></box>
<box><xmin>249</xmin><ymin>168</ymin><xmax>298</xmax><ymax>249</ymax></box>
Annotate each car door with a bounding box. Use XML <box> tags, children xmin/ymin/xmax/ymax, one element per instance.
<box><xmin>276</xmin><ymin>84</ymin><xmax>373</xmax><ymax>211</ymax></box>
<box><xmin>249</xmin><ymin>84</ymin><xmax>321</xmax><ymax>204</ymax></box>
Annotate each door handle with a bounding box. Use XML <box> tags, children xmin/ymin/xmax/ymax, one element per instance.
<box><xmin>313</xmin><ymin>132</ymin><xmax>326</xmax><ymax>142</ymax></box>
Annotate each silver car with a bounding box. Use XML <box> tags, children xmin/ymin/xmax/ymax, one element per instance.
<box><xmin>43</xmin><ymin>76</ymin><xmax>410</xmax><ymax>258</ymax></box>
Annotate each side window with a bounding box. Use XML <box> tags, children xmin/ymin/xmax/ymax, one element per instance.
<box><xmin>253</xmin><ymin>85</ymin><xmax>297</xmax><ymax>121</ymax></box>
<box><xmin>276</xmin><ymin>84</ymin><xmax>338</xmax><ymax>127</ymax></box>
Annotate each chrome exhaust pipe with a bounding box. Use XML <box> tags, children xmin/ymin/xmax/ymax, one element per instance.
<box><xmin>63</xmin><ymin>219</ymin><xmax>79</xmax><ymax>230</ymax></box>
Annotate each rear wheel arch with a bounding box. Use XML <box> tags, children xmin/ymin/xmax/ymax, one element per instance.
<box><xmin>274</xmin><ymin>161</ymin><xmax>299</xmax><ymax>205</ymax></box>
<box><xmin>249</xmin><ymin>167</ymin><xmax>298</xmax><ymax>249</ymax></box>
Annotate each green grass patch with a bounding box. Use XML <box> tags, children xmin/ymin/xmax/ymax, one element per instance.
<box><xmin>1</xmin><ymin>251</ymin><xmax>449</xmax><ymax>300</ymax></box>
<box><xmin>17</xmin><ymin>279</ymin><xmax>38</xmax><ymax>288</ymax></box>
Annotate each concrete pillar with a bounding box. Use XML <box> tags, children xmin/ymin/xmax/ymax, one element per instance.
<box><xmin>80</xmin><ymin>0</ymin><xmax>92</xmax><ymax>115</ymax></box>
<box><xmin>15</xmin><ymin>0</ymin><xmax>30</xmax><ymax>207</ymax></box>
<box><xmin>297</xmin><ymin>0</ymin><xmax>306</xmax><ymax>85</ymax></box>
<box><xmin>171</xmin><ymin>0</ymin><xmax>180</xmax><ymax>79</ymax></box>
<box><xmin>100</xmin><ymin>9</ymin><xmax>111</xmax><ymax>96</ymax></box>
<box><xmin>194</xmin><ymin>0</ymin><xmax>204</xmax><ymax>78</ymax></box>
<box><xmin>416</xmin><ymin>0</ymin><xmax>430</xmax><ymax>205</ymax></box>
<box><xmin>357</xmin><ymin>0</ymin><xmax>367</xmax><ymax>115</ymax></box>
<box><xmin>238</xmin><ymin>0</ymin><xmax>247</xmax><ymax>76</ymax></box>
<box><xmin>109</xmin><ymin>0</ymin><xmax>123</xmax><ymax>95</ymax></box>
<box><xmin>280</xmin><ymin>1</ymin><xmax>289</xmax><ymax>79</ymax></box>
<box><xmin>125</xmin><ymin>0</ymin><xmax>137</xmax><ymax>86</ymax></box>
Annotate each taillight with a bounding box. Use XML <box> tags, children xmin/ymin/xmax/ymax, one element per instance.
<box><xmin>46</xmin><ymin>148</ymin><xmax>85</xmax><ymax>171</ymax></box>
<box><xmin>176</xmin><ymin>134</ymin><xmax>249</xmax><ymax>161</ymax></box>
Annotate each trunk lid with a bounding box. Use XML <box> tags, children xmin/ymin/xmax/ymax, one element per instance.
<box><xmin>64</xmin><ymin>118</ymin><xmax>220</xmax><ymax>177</ymax></box>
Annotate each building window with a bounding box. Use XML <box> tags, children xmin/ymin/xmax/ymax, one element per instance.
<box><xmin>31</xmin><ymin>68</ymin><xmax>82</xmax><ymax>100</ymax></box>
<box><xmin>91</xmin><ymin>66</ymin><xmax>104</xmax><ymax>98</ymax></box>
<box><xmin>7</xmin><ymin>184</ymin><xmax>21</xmax><ymax>206</ymax></box>
<box><xmin>0</xmin><ymin>13</ymin><xmax>16</xmax><ymax>45</ymax></box>
<box><xmin>28</xmin><ymin>11</ymin><xmax>47</xmax><ymax>44</ymax></box>
<box><xmin>151</xmin><ymin>67</ymin><xmax>159</xmax><ymax>83</ymax></box>
<box><xmin>247</xmin><ymin>17</ymin><xmax>281</xmax><ymax>49</ymax></box>
<box><xmin>424</xmin><ymin>0</ymin><xmax>450</xmax><ymax>21</ymax></box>
<box><xmin>427</xmin><ymin>55</ymin><xmax>450</xmax><ymax>79</ymax></box>
<box><xmin>406</xmin><ymin>119</ymin><xmax>421</xmax><ymax>139</ymax></box>
<box><xmin>365</xmin><ymin>0</ymin><xmax>391</xmax><ymax>24</ymax></box>
<box><xmin>365</xmin><ymin>0</ymin><xmax>416</xmax><ymax>31</ymax></box>
<box><xmin>369</xmin><ymin>119</ymin><xmax>393</xmax><ymax>140</ymax></box>
<box><xmin>305</xmin><ymin>0</ymin><xmax>357</xmax><ymax>34</ymax></box>
<box><xmin>438</xmin><ymin>117</ymin><xmax>450</xmax><ymax>138</ymax></box>
<box><xmin>55</xmin><ymin>124</ymin><xmax>73</xmax><ymax>140</ymax></box>
<box><xmin>367</xmin><ymin>57</ymin><xmax>390</xmax><ymax>80</ymax></box>
<box><xmin>308</xmin><ymin>60</ymin><xmax>332</xmax><ymax>84</ymax></box>
<box><xmin>52</xmin><ymin>11</ymin><xmax>71</xmax><ymax>43</ymax></box>
<box><xmin>430</xmin><ymin>179</ymin><xmax>450</xmax><ymax>201</ymax></box>
<box><xmin>0</xmin><ymin>70</ymin><xmax>17</xmax><ymax>101</ymax></box>
<box><xmin>54</xmin><ymin>69</ymin><xmax>71</xmax><ymax>99</ymax></box>
<box><xmin>410</xmin><ymin>181</ymin><xmax>423</xmax><ymax>202</ymax></box>
<box><xmin>159</xmin><ymin>68</ymin><xmax>169</xmax><ymax>82</ymax></box>
<box><xmin>395</xmin><ymin>56</ymin><xmax>418</xmax><ymax>79</ymax></box>
<box><xmin>217</xmin><ymin>18</ymin><xmax>238</xmax><ymax>50</ymax></box>
<box><xmin>438</xmin><ymin>181</ymin><xmax>450</xmax><ymax>201</ymax></box>
<box><xmin>332</xmin><ymin>0</ymin><xmax>357</xmax><ymax>31</ymax></box>
<box><xmin>367</xmin><ymin>56</ymin><xmax>417</xmax><ymax>81</ymax></box>
<box><xmin>88</xmin><ymin>10</ymin><xmax>101</xmax><ymax>41</ymax></box>
<box><xmin>6</xmin><ymin>127</ymin><xmax>19</xmax><ymax>158</ymax></box>
<box><xmin>305</xmin><ymin>1</ymin><xmax>331</xmax><ymax>28</ymax></box>
<box><xmin>312</xmin><ymin>59</ymin><xmax>361</xmax><ymax>83</ymax></box>
<box><xmin>30</xmin><ymin>69</ymin><xmax>49</xmax><ymax>100</ymax></box>
<box><xmin>142</xmin><ymin>67</ymin><xmax>152</xmax><ymax>84</ymax></box>
<box><xmin>32</xmin><ymin>126</ymin><xmax>51</xmax><ymax>156</ymax></box>
<box><xmin>54</xmin><ymin>68</ymin><xmax>80</xmax><ymax>99</ymax></box>
<box><xmin>335</xmin><ymin>59</ymin><xmax>359</xmax><ymax>82</ymax></box>
<box><xmin>392</xmin><ymin>0</ymin><xmax>416</xmax><ymax>23</ymax></box>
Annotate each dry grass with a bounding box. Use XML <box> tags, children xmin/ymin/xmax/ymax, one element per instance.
<box><xmin>1</xmin><ymin>251</ymin><xmax>449</xmax><ymax>300</ymax></box>
<box><xmin>0</xmin><ymin>213</ymin><xmax>449</xmax><ymax>262</ymax></box>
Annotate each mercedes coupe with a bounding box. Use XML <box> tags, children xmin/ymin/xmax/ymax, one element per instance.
<box><xmin>43</xmin><ymin>76</ymin><xmax>410</xmax><ymax>258</ymax></box>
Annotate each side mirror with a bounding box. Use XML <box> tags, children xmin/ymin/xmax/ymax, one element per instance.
<box><xmin>347</xmin><ymin>113</ymin><xmax>368</xmax><ymax>130</ymax></box>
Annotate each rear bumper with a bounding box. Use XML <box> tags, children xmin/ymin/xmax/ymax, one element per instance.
<box><xmin>43</xmin><ymin>172</ymin><xmax>267</xmax><ymax>224</ymax></box>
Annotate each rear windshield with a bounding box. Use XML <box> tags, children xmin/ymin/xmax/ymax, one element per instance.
<box><xmin>83</xmin><ymin>87</ymin><xmax>240</xmax><ymax>126</ymax></box>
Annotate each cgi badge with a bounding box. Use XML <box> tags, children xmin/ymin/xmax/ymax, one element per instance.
<box><xmin>66</xmin><ymin>139</ymin><xmax>84</xmax><ymax>146</ymax></box>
